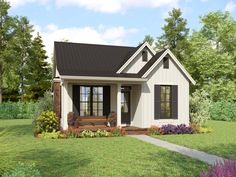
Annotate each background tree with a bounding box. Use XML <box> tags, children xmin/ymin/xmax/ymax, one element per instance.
<box><xmin>25</xmin><ymin>33</ymin><xmax>52</xmax><ymax>100</ymax></box>
<box><xmin>156</xmin><ymin>8</ymin><xmax>189</xmax><ymax>62</ymax></box>
<box><xmin>143</xmin><ymin>35</ymin><xmax>154</xmax><ymax>46</ymax></box>
<box><xmin>0</xmin><ymin>0</ymin><xmax>16</xmax><ymax>103</ymax></box>
<box><xmin>12</xmin><ymin>16</ymin><xmax>33</xmax><ymax>101</ymax></box>
<box><xmin>184</xmin><ymin>11</ymin><xmax>236</xmax><ymax>101</ymax></box>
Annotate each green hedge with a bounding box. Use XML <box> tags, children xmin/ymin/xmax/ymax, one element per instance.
<box><xmin>0</xmin><ymin>101</ymin><xmax>39</xmax><ymax>119</ymax></box>
<box><xmin>0</xmin><ymin>91</ymin><xmax>53</xmax><ymax>119</ymax></box>
<box><xmin>210</xmin><ymin>101</ymin><xmax>236</xmax><ymax>121</ymax></box>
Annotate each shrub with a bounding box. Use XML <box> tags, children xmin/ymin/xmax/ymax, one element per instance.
<box><xmin>62</xmin><ymin>127</ymin><xmax>80</xmax><ymax>138</ymax></box>
<box><xmin>200</xmin><ymin>158</ymin><xmax>236</xmax><ymax>177</ymax></box>
<box><xmin>2</xmin><ymin>162</ymin><xmax>41</xmax><ymax>177</ymax></box>
<box><xmin>110</xmin><ymin>127</ymin><xmax>126</xmax><ymax>137</ymax></box>
<box><xmin>35</xmin><ymin>91</ymin><xmax>53</xmax><ymax>117</ymax></box>
<box><xmin>161</xmin><ymin>124</ymin><xmax>193</xmax><ymax>135</ymax></box>
<box><xmin>190</xmin><ymin>90</ymin><xmax>211</xmax><ymax>126</ymax></box>
<box><xmin>190</xmin><ymin>123</ymin><xmax>200</xmax><ymax>133</ymax></box>
<box><xmin>34</xmin><ymin>111</ymin><xmax>59</xmax><ymax>133</ymax></box>
<box><xmin>95</xmin><ymin>129</ymin><xmax>109</xmax><ymax>137</ymax></box>
<box><xmin>199</xmin><ymin>127</ymin><xmax>213</xmax><ymax>134</ymax></box>
<box><xmin>40</xmin><ymin>130</ymin><xmax>60</xmax><ymax>139</ymax></box>
<box><xmin>80</xmin><ymin>130</ymin><xmax>95</xmax><ymax>138</ymax></box>
<box><xmin>210</xmin><ymin>101</ymin><xmax>236</xmax><ymax>121</ymax></box>
<box><xmin>147</xmin><ymin>126</ymin><xmax>162</xmax><ymax>135</ymax></box>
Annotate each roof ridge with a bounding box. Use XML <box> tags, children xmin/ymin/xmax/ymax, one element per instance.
<box><xmin>54</xmin><ymin>41</ymin><xmax>136</xmax><ymax>49</ymax></box>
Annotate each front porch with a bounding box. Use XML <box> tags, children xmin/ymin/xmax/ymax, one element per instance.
<box><xmin>59</xmin><ymin>79</ymin><xmax>145</xmax><ymax>130</ymax></box>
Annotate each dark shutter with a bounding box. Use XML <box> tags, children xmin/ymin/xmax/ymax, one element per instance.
<box><xmin>171</xmin><ymin>85</ymin><xmax>178</xmax><ymax>119</ymax></box>
<box><xmin>73</xmin><ymin>85</ymin><xmax>80</xmax><ymax>116</ymax></box>
<box><xmin>103</xmin><ymin>86</ymin><xmax>110</xmax><ymax>117</ymax></box>
<box><xmin>154</xmin><ymin>85</ymin><xmax>161</xmax><ymax>120</ymax></box>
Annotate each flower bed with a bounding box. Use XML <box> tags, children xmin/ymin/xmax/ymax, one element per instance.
<box><xmin>147</xmin><ymin>123</ymin><xmax>212</xmax><ymax>135</ymax></box>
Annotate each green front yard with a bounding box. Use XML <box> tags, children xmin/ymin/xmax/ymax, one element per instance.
<box><xmin>155</xmin><ymin>120</ymin><xmax>236</xmax><ymax>158</ymax></box>
<box><xmin>0</xmin><ymin>119</ymin><xmax>206</xmax><ymax>177</ymax></box>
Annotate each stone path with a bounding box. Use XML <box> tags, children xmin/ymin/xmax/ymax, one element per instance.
<box><xmin>129</xmin><ymin>135</ymin><xmax>224</xmax><ymax>165</ymax></box>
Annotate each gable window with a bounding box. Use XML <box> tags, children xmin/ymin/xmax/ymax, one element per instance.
<box><xmin>154</xmin><ymin>85</ymin><xmax>178</xmax><ymax>119</ymax></box>
<box><xmin>80</xmin><ymin>86</ymin><xmax>103</xmax><ymax>116</ymax></box>
<box><xmin>163</xmin><ymin>57</ymin><xmax>169</xmax><ymax>69</ymax></box>
<box><xmin>142</xmin><ymin>50</ymin><xmax>148</xmax><ymax>62</ymax></box>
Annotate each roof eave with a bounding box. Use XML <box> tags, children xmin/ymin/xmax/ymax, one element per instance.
<box><xmin>60</xmin><ymin>75</ymin><xmax>147</xmax><ymax>82</ymax></box>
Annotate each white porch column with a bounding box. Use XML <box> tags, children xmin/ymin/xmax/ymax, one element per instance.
<box><xmin>117</xmin><ymin>83</ymin><xmax>121</xmax><ymax>126</ymax></box>
<box><xmin>61</xmin><ymin>80</ymin><xmax>69</xmax><ymax>130</ymax></box>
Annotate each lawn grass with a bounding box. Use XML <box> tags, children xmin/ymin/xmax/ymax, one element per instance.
<box><xmin>155</xmin><ymin>120</ymin><xmax>236</xmax><ymax>158</ymax></box>
<box><xmin>0</xmin><ymin>119</ymin><xmax>207</xmax><ymax>177</ymax></box>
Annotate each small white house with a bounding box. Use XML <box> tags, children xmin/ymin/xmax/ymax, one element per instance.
<box><xmin>53</xmin><ymin>41</ymin><xmax>195</xmax><ymax>130</ymax></box>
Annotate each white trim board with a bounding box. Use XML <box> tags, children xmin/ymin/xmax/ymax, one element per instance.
<box><xmin>116</xmin><ymin>42</ymin><xmax>156</xmax><ymax>74</ymax></box>
<box><xmin>60</xmin><ymin>75</ymin><xmax>147</xmax><ymax>82</ymax></box>
<box><xmin>142</xmin><ymin>49</ymin><xmax>196</xmax><ymax>85</ymax></box>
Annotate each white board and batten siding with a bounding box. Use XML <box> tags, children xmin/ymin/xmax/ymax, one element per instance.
<box><xmin>123</xmin><ymin>48</ymin><xmax>154</xmax><ymax>74</ymax></box>
<box><xmin>138</xmin><ymin>57</ymin><xmax>190</xmax><ymax>128</ymax></box>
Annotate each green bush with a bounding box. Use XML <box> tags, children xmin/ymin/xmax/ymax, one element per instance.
<box><xmin>0</xmin><ymin>101</ymin><xmax>38</xmax><ymax>119</ymax></box>
<box><xmin>40</xmin><ymin>130</ymin><xmax>60</xmax><ymax>139</ymax></box>
<box><xmin>110</xmin><ymin>127</ymin><xmax>126</xmax><ymax>137</ymax></box>
<box><xmin>210</xmin><ymin>101</ymin><xmax>236</xmax><ymax>121</ymax></box>
<box><xmin>0</xmin><ymin>91</ymin><xmax>52</xmax><ymax>119</ymax></box>
<box><xmin>2</xmin><ymin>162</ymin><xmax>41</xmax><ymax>177</ymax></box>
<box><xmin>34</xmin><ymin>111</ymin><xmax>59</xmax><ymax>133</ymax></box>
<box><xmin>35</xmin><ymin>91</ymin><xmax>53</xmax><ymax>117</ymax></box>
<box><xmin>190</xmin><ymin>90</ymin><xmax>211</xmax><ymax>126</ymax></box>
<box><xmin>95</xmin><ymin>129</ymin><xmax>109</xmax><ymax>137</ymax></box>
<box><xmin>80</xmin><ymin>130</ymin><xmax>95</xmax><ymax>138</ymax></box>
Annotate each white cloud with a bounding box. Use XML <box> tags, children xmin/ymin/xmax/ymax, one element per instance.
<box><xmin>55</xmin><ymin>0</ymin><xmax>179</xmax><ymax>13</ymax></box>
<box><xmin>225</xmin><ymin>1</ymin><xmax>236</xmax><ymax>12</ymax></box>
<box><xmin>34</xmin><ymin>24</ymin><xmax>138</xmax><ymax>59</ymax></box>
<box><xmin>8</xmin><ymin>0</ymin><xmax>49</xmax><ymax>7</ymax></box>
<box><xmin>9</xmin><ymin>0</ymin><xmax>179</xmax><ymax>13</ymax></box>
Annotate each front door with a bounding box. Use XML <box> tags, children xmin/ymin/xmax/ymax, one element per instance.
<box><xmin>121</xmin><ymin>87</ymin><xmax>131</xmax><ymax>124</ymax></box>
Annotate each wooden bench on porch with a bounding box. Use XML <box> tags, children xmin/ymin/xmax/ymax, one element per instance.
<box><xmin>67</xmin><ymin>112</ymin><xmax>117</xmax><ymax>130</ymax></box>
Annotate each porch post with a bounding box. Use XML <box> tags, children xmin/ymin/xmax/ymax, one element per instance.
<box><xmin>117</xmin><ymin>83</ymin><xmax>121</xmax><ymax>126</ymax></box>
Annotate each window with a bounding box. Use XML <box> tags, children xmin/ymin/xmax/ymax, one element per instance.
<box><xmin>163</xmin><ymin>57</ymin><xmax>169</xmax><ymax>69</ymax></box>
<box><xmin>92</xmin><ymin>87</ymin><xmax>103</xmax><ymax>116</ymax></box>
<box><xmin>160</xmin><ymin>86</ymin><xmax>171</xmax><ymax>119</ymax></box>
<box><xmin>80</xmin><ymin>86</ymin><xmax>103</xmax><ymax>116</ymax></box>
<box><xmin>80</xmin><ymin>86</ymin><xmax>90</xmax><ymax>116</ymax></box>
<box><xmin>142</xmin><ymin>50</ymin><xmax>148</xmax><ymax>61</ymax></box>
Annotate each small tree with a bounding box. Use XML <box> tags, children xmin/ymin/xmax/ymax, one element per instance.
<box><xmin>190</xmin><ymin>90</ymin><xmax>211</xmax><ymax>126</ymax></box>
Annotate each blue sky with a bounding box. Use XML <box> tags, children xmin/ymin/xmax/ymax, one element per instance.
<box><xmin>8</xmin><ymin>0</ymin><xmax>236</xmax><ymax>57</ymax></box>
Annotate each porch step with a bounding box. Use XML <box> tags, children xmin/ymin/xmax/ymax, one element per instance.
<box><xmin>124</xmin><ymin>127</ymin><xmax>148</xmax><ymax>135</ymax></box>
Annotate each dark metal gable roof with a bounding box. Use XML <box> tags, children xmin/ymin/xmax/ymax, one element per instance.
<box><xmin>54</xmin><ymin>42</ymin><xmax>137</xmax><ymax>77</ymax></box>
<box><xmin>54</xmin><ymin>42</ymin><xmax>166</xmax><ymax>78</ymax></box>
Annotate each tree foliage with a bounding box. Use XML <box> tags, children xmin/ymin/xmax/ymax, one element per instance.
<box><xmin>0</xmin><ymin>0</ymin><xmax>51</xmax><ymax>101</ymax></box>
<box><xmin>184</xmin><ymin>11</ymin><xmax>236</xmax><ymax>101</ymax></box>
<box><xmin>156</xmin><ymin>8</ymin><xmax>189</xmax><ymax>62</ymax></box>
<box><xmin>143</xmin><ymin>35</ymin><xmax>154</xmax><ymax>46</ymax></box>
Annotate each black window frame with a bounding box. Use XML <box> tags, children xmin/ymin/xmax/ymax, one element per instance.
<box><xmin>160</xmin><ymin>85</ymin><xmax>172</xmax><ymax>119</ymax></box>
<box><xmin>163</xmin><ymin>57</ymin><xmax>169</xmax><ymax>69</ymax></box>
<box><xmin>79</xmin><ymin>86</ymin><xmax>103</xmax><ymax>116</ymax></box>
<box><xmin>142</xmin><ymin>50</ymin><xmax>148</xmax><ymax>62</ymax></box>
